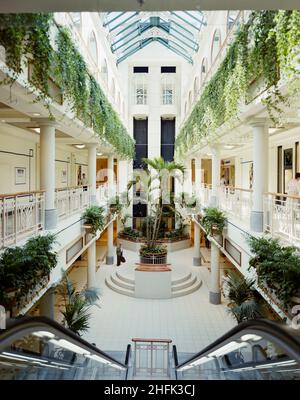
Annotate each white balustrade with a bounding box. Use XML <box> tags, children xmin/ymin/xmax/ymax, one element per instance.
<box><xmin>218</xmin><ymin>186</ymin><xmax>253</xmax><ymax>224</ymax></box>
<box><xmin>55</xmin><ymin>186</ymin><xmax>90</xmax><ymax>222</ymax></box>
<box><xmin>198</xmin><ymin>184</ymin><xmax>212</xmax><ymax>207</ymax></box>
<box><xmin>264</xmin><ymin>192</ymin><xmax>300</xmax><ymax>246</ymax></box>
<box><xmin>0</xmin><ymin>191</ymin><xmax>45</xmax><ymax>249</ymax></box>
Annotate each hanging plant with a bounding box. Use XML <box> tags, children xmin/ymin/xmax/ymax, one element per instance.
<box><xmin>0</xmin><ymin>14</ymin><xmax>135</xmax><ymax>159</ymax></box>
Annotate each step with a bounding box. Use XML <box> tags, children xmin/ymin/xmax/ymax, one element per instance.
<box><xmin>105</xmin><ymin>276</ymin><xmax>135</xmax><ymax>297</ymax></box>
<box><xmin>172</xmin><ymin>272</ymin><xmax>192</xmax><ymax>285</ymax></box>
<box><xmin>111</xmin><ymin>272</ymin><xmax>135</xmax><ymax>290</ymax></box>
<box><xmin>172</xmin><ymin>278</ymin><xmax>202</xmax><ymax>298</ymax></box>
<box><xmin>171</xmin><ymin>274</ymin><xmax>197</xmax><ymax>291</ymax></box>
<box><xmin>116</xmin><ymin>270</ymin><xmax>135</xmax><ymax>284</ymax></box>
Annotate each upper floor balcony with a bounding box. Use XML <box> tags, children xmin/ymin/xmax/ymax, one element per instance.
<box><xmin>196</xmin><ymin>184</ymin><xmax>300</xmax><ymax>247</ymax></box>
<box><xmin>0</xmin><ymin>184</ymin><xmax>112</xmax><ymax>250</ymax></box>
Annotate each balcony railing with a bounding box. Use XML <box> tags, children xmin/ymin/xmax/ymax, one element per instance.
<box><xmin>198</xmin><ymin>183</ymin><xmax>212</xmax><ymax>207</ymax></box>
<box><xmin>264</xmin><ymin>192</ymin><xmax>300</xmax><ymax>246</ymax></box>
<box><xmin>55</xmin><ymin>186</ymin><xmax>90</xmax><ymax>222</ymax></box>
<box><xmin>218</xmin><ymin>186</ymin><xmax>253</xmax><ymax>225</ymax></box>
<box><xmin>0</xmin><ymin>191</ymin><xmax>45</xmax><ymax>249</ymax></box>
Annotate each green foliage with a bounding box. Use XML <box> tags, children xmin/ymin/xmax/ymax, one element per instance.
<box><xmin>175</xmin><ymin>10</ymin><xmax>300</xmax><ymax>160</ymax></box>
<box><xmin>119</xmin><ymin>227</ymin><xmax>141</xmax><ymax>239</ymax></box>
<box><xmin>201</xmin><ymin>207</ymin><xmax>226</xmax><ymax>236</ymax></box>
<box><xmin>0</xmin><ymin>234</ymin><xmax>57</xmax><ymax>312</ymax></box>
<box><xmin>82</xmin><ymin>206</ymin><xmax>105</xmax><ymax>236</ymax></box>
<box><xmin>57</xmin><ymin>273</ymin><xmax>100</xmax><ymax>335</ymax></box>
<box><xmin>139</xmin><ymin>244</ymin><xmax>167</xmax><ymax>257</ymax></box>
<box><xmin>108</xmin><ymin>195</ymin><xmax>123</xmax><ymax>215</ymax></box>
<box><xmin>223</xmin><ymin>270</ymin><xmax>263</xmax><ymax>323</ymax></box>
<box><xmin>247</xmin><ymin>235</ymin><xmax>300</xmax><ymax>309</ymax></box>
<box><xmin>0</xmin><ymin>14</ymin><xmax>135</xmax><ymax>158</ymax></box>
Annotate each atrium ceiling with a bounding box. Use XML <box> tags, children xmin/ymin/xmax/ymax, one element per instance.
<box><xmin>103</xmin><ymin>11</ymin><xmax>206</xmax><ymax>64</ymax></box>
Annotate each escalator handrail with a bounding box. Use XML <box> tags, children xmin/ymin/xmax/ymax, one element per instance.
<box><xmin>124</xmin><ymin>344</ymin><xmax>132</xmax><ymax>380</ymax></box>
<box><xmin>176</xmin><ymin>319</ymin><xmax>300</xmax><ymax>370</ymax></box>
<box><xmin>0</xmin><ymin>316</ymin><xmax>127</xmax><ymax>370</ymax></box>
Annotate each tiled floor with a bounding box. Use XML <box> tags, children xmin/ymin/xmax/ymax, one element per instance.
<box><xmin>71</xmin><ymin>246</ymin><xmax>236</xmax><ymax>354</ymax></box>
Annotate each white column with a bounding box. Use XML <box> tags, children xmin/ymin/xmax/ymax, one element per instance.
<box><xmin>193</xmin><ymin>223</ymin><xmax>201</xmax><ymax>266</ymax></box>
<box><xmin>107</xmin><ymin>154</ymin><xmax>114</xmax><ymax>198</ymax></box>
<box><xmin>210</xmin><ymin>145</ymin><xmax>221</xmax><ymax>207</ymax></box>
<box><xmin>88</xmin><ymin>143</ymin><xmax>97</xmax><ymax>205</ymax></box>
<box><xmin>87</xmin><ymin>241</ymin><xmax>96</xmax><ymax>288</ymax></box>
<box><xmin>40</xmin><ymin>288</ymin><xmax>55</xmax><ymax>320</ymax></box>
<box><xmin>183</xmin><ymin>158</ymin><xmax>192</xmax><ymax>195</ymax></box>
<box><xmin>39</xmin><ymin>120</ymin><xmax>57</xmax><ymax>230</ymax></box>
<box><xmin>126</xmin><ymin>159</ymin><xmax>133</xmax><ymax>228</ymax></box>
<box><xmin>194</xmin><ymin>156</ymin><xmax>202</xmax><ymax>196</ymax></box>
<box><xmin>210</xmin><ymin>242</ymin><xmax>221</xmax><ymax>304</ymax></box>
<box><xmin>250</xmin><ymin>120</ymin><xmax>269</xmax><ymax>232</ymax></box>
<box><xmin>106</xmin><ymin>221</ymin><xmax>114</xmax><ymax>265</ymax></box>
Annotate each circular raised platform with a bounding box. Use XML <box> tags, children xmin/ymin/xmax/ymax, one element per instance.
<box><xmin>105</xmin><ymin>265</ymin><xmax>202</xmax><ymax>298</ymax></box>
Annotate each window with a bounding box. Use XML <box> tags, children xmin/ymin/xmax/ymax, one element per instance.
<box><xmin>227</xmin><ymin>11</ymin><xmax>240</xmax><ymax>32</ymax></box>
<box><xmin>70</xmin><ymin>12</ymin><xmax>81</xmax><ymax>30</ymax></box>
<box><xmin>133</xmin><ymin>66</ymin><xmax>149</xmax><ymax>73</ymax></box>
<box><xmin>211</xmin><ymin>30</ymin><xmax>221</xmax><ymax>64</ymax></box>
<box><xmin>88</xmin><ymin>31</ymin><xmax>98</xmax><ymax>65</ymax></box>
<box><xmin>193</xmin><ymin>77</ymin><xmax>199</xmax><ymax>102</ymax></box>
<box><xmin>161</xmin><ymin>74</ymin><xmax>175</xmax><ymax>105</ymax></box>
<box><xmin>161</xmin><ymin>66</ymin><xmax>176</xmax><ymax>73</ymax></box>
<box><xmin>133</xmin><ymin>74</ymin><xmax>147</xmax><ymax>105</ymax></box>
<box><xmin>101</xmin><ymin>58</ymin><xmax>108</xmax><ymax>85</ymax></box>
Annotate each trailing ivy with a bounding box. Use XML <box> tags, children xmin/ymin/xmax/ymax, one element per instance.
<box><xmin>175</xmin><ymin>10</ymin><xmax>300</xmax><ymax>161</ymax></box>
<box><xmin>0</xmin><ymin>14</ymin><xmax>135</xmax><ymax>159</ymax></box>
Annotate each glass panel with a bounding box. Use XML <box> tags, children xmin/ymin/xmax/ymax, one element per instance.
<box><xmin>0</xmin><ymin>331</ymin><xmax>126</xmax><ymax>380</ymax></box>
<box><xmin>177</xmin><ymin>332</ymin><xmax>300</xmax><ymax>380</ymax></box>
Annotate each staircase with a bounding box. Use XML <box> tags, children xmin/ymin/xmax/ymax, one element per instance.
<box><xmin>105</xmin><ymin>269</ymin><xmax>202</xmax><ymax>298</ymax></box>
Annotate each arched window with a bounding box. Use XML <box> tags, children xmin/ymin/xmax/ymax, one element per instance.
<box><xmin>227</xmin><ymin>11</ymin><xmax>240</xmax><ymax>32</ymax></box>
<box><xmin>88</xmin><ymin>31</ymin><xmax>98</xmax><ymax>66</ymax></box>
<box><xmin>70</xmin><ymin>12</ymin><xmax>81</xmax><ymax>30</ymax></box>
<box><xmin>188</xmin><ymin>91</ymin><xmax>193</xmax><ymax>110</ymax></box>
<box><xmin>193</xmin><ymin>77</ymin><xmax>199</xmax><ymax>102</ymax></box>
<box><xmin>111</xmin><ymin>78</ymin><xmax>116</xmax><ymax>102</ymax></box>
<box><xmin>101</xmin><ymin>58</ymin><xmax>108</xmax><ymax>85</ymax></box>
<box><xmin>211</xmin><ymin>30</ymin><xmax>221</xmax><ymax>64</ymax></box>
<box><xmin>200</xmin><ymin>58</ymin><xmax>208</xmax><ymax>86</ymax></box>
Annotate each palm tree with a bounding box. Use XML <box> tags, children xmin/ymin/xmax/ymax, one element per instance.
<box><xmin>223</xmin><ymin>270</ymin><xmax>264</xmax><ymax>323</ymax></box>
<box><xmin>57</xmin><ymin>273</ymin><xmax>101</xmax><ymax>336</ymax></box>
<box><xmin>142</xmin><ymin>157</ymin><xmax>185</xmax><ymax>247</ymax></box>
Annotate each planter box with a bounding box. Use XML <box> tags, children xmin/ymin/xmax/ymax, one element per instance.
<box><xmin>140</xmin><ymin>253</ymin><xmax>167</xmax><ymax>265</ymax></box>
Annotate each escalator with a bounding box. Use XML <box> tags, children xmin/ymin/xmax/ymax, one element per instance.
<box><xmin>174</xmin><ymin>319</ymin><xmax>300</xmax><ymax>380</ymax></box>
<box><xmin>0</xmin><ymin>316</ymin><xmax>130</xmax><ymax>380</ymax></box>
<box><xmin>0</xmin><ymin>317</ymin><xmax>299</xmax><ymax>380</ymax></box>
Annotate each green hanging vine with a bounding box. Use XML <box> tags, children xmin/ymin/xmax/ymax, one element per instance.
<box><xmin>175</xmin><ymin>10</ymin><xmax>300</xmax><ymax>161</ymax></box>
<box><xmin>0</xmin><ymin>13</ymin><xmax>135</xmax><ymax>159</ymax></box>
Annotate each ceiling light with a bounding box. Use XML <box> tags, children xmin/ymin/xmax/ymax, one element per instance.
<box><xmin>97</xmin><ymin>152</ymin><xmax>103</xmax><ymax>156</ymax></box>
<box><xmin>1</xmin><ymin>119</ymin><xmax>5</xmax><ymax>123</ymax></box>
<box><xmin>224</xmin><ymin>145</ymin><xmax>235</xmax><ymax>150</ymax></box>
<box><xmin>207</xmin><ymin>153</ymin><xmax>212</xmax><ymax>156</ymax></box>
<box><xmin>31</xmin><ymin>112</ymin><xmax>41</xmax><ymax>116</ymax></box>
<box><xmin>74</xmin><ymin>144</ymin><xmax>86</xmax><ymax>149</ymax></box>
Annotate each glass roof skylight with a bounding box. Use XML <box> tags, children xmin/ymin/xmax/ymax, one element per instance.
<box><xmin>103</xmin><ymin>11</ymin><xmax>206</xmax><ymax>64</ymax></box>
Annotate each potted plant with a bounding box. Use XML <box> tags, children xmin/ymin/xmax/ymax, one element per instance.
<box><xmin>108</xmin><ymin>195</ymin><xmax>123</xmax><ymax>216</ymax></box>
<box><xmin>82</xmin><ymin>206</ymin><xmax>105</xmax><ymax>236</ymax></box>
<box><xmin>57</xmin><ymin>273</ymin><xmax>101</xmax><ymax>336</ymax></box>
<box><xmin>247</xmin><ymin>235</ymin><xmax>300</xmax><ymax>311</ymax></box>
<box><xmin>0</xmin><ymin>234</ymin><xmax>57</xmax><ymax>315</ymax></box>
<box><xmin>128</xmin><ymin>157</ymin><xmax>184</xmax><ymax>264</ymax></box>
<box><xmin>201</xmin><ymin>207</ymin><xmax>226</xmax><ymax>237</ymax></box>
<box><xmin>223</xmin><ymin>270</ymin><xmax>264</xmax><ymax>323</ymax></box>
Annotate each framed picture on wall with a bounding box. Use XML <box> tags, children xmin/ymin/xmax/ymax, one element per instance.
<box><xmin>15</xmin><ymin>167</ymin><xmax>26</xmax><ymax>185</ymax></box>
<box><xmin>61</xmin><ymin>169</ymin><xmax>67</xmax><ymax>184</ymax></box>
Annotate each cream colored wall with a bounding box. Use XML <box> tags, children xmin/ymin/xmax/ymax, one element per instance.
<box><xmin>0</xmin><ymin>124</ymin><xmax>38</xmax><ymax>193</ymax></box>
<box><xmin>0</xmin><ymin>124</ymin><xmax>89</xmax><ymax>194</ymax></box>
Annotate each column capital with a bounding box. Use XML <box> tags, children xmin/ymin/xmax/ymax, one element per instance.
<box><xmin>245</xmin><ymin>117</ymin><xmax>270</xmax><ymax>128</ymax></box>
<box><xmin>87</xmin><ymin>142</ymin><xmax>98</xmax><ymax>149</ymax></box>
<box><xmin>37</xmin><ymin>118</ymin><xmax>58</xmax><ymax>128</ymax></box>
